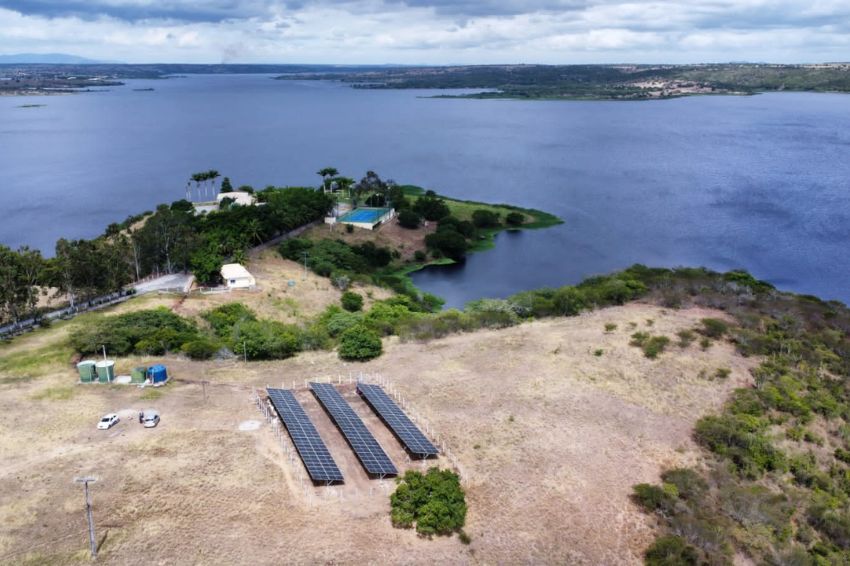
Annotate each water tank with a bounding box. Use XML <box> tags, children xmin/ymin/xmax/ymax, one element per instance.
<box><xmin>95</xmin><ymin>360</ymin><xmax>115</xmax><ymax>383</ymax></box>
<box><xmin>148</xmin><ymin>364</ymin><xmax>168</xmax><ymax>384</ymax></box>
<box><xmin>77</xmin><ymin>360</ymin><xmax>97</xmax><ymax>383</ymax></box>
<box><xmin>131</xmin><ymin>366</ymin><xmax>148</xmax><ymax>384</ymax></box>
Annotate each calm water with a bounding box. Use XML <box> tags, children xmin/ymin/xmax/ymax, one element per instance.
<box><xmin>2</xmin><ymin>75</ymin><xmax>849</xmax><ymax>306</ymax></box>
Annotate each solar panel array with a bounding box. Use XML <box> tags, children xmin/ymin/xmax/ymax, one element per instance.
<box><xmin>357</xmin><ymin>383</ymin><xmax>439</xmax><ymax>458</ymax></box>
<box><xmin>309</xmin><ymin>382</ymin><xmax>398</xmax><ymax>477</ymax></box>
<box><xmin>266</xmin><ymin>388</ymin><xmax>344</xmax><ymax>484</ymax></box>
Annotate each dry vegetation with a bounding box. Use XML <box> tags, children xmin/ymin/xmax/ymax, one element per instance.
<box><xmin>0</xmin><ymin>300</ymin><xmax>756</xmax><ymax>565</ymax></box>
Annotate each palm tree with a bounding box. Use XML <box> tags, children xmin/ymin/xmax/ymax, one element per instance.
<box><xmin>207</xmin><ymin>170</ymin><xmax>220</xmax><ymax>197</ymax></box>
<box><xmin>317</xmin><ymin>167</ymin><xmax>339</xmax><ymax>193</ymax></box>
<box><xmin>334</xmin><ymin>176</ymin><xmax>354</xmax><ymax>199</ymax></box>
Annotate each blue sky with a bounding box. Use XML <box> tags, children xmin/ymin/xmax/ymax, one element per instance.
<box><xmin>1</xmin><ymin>0</ymin><xmax>848</xmax><ymax>64</ymax></box>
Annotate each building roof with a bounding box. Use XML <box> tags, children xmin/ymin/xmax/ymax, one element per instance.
<box><xmin>216</xmin><ymin>191</ymin><xmax>256</xmax><ymax>206</ymax></box>
<box><xmin>220</xmin><ymin>263</ymin><xmax>253</xmax><ymax>280</ymax></box>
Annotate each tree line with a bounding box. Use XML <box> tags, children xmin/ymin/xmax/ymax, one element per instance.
<box><xmin>0</xmin><ymin>184</ymin><xmax>333</xmax><ymax>326</ymax></box>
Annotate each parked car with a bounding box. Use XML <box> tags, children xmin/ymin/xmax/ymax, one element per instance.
<box><xmin>97</xmin><ymin>414</ymin><xmax>119</xmax><ymax>430</ymax></box>
<box><xmin>142</xmin><ymin>409</ymin><xmax>160</xmax><ymax>428</ymax></box>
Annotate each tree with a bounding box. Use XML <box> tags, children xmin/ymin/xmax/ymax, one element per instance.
<box><xmin>332</xmin><ymin>176</ymin><xmax>355</xmax><ymax>199</ymax></box>
<box><xmin>390</xmin><ymin>468</ymin><xmax>467</xmax><ymax>535</ymax></box>
<box><xmin>505</xmin><ymin>211</ymin><xmax>525</xmax><ymax>226</ymax></box>
<box><xmin>338</xmin><ymin>324</ymin><xmax>382</xmax><ymax>360</ymax></box>
<box><xmin>398</xmin><ymin>209</ymin><xmax>421</xmax><ymax>229</ymax></box>
<box><xmin>471</xmin><ymin>209</ymin><xmax>500</xmax><ymax>228</ymax></box>
<box><xmin>341</xmin><ymin>291</ymin><xmax>364</xmax><ymax>312</ymax></box>
<box><xmin>425</xmin><ymin>230</ymin><xmax>467</xmax><ymax>262</ymax></box>
<box><xmin>317</xmin><ymin>167</ymin><xmax>339</xmax><ymax>193</ymax></box>
<box><xmin>220</xmin><ymin>177</ymin><xmax>233</xmax><ymax>193</ymax></box>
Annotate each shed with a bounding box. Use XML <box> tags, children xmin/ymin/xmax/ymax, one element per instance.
<box><xmin>221</xmin><ymin>263</ymin><xmax>256</xmax><ymax>289</ymax></box>
<box><xmin>77</xmin><ymin>361</ymin><xmax>97</xmax><ymax>383</ymax></box>
<box><xmin>95</xmin><ymin>360</ymin><xmax>115</xmax><ymax>383</ymax></box>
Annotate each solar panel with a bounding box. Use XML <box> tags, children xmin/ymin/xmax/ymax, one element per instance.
<box><xmin>266</xmin><ymin>388</ymin><xmax>344</xmax><ymax>484</ymax></box>
<box><xmin>357</xmin><ymin>383</ymin><xmax>439</xmax><ymax>458</ymax></box>
<box><xmin>309</xmin><ymin>382</ymin><xmax>398</xmax><ymax>477</ymax></box>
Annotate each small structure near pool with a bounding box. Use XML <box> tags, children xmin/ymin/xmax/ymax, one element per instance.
<box><xmin>332</xmin><ymin>207</ymin><xmax>395</xmax><ymax>230</ymax></box>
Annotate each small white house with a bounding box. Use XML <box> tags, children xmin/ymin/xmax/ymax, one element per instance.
<box><xmin>217</xmin><ymin>192</ymin><xmax>256</xmax><ymax>207</ymax></box>
<box><xmin>220</xmin><ymin>264</ymin><xmax>256</xmax><ymax>289</ymax></box>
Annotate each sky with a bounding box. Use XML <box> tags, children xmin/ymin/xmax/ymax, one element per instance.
<box><xmin>0</xmin><ymin>0</ymin><xmax>849</xmax><ymax>64</ymax></box>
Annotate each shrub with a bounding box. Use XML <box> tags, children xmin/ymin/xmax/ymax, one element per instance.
<box><xmin>677</xmin><ymin>329</ymin><xmax>695</xmax><ymax>348</ymax></box>
<box><xmin>181</xmin><ymin>338</ymin><xmax>220</xmax><ymax>360</ymax></box>
<box><xmin>70</xmin><ymin>308</ymin><xmax>199</xmax><ymax>356</ymax></box>
<box><xmin>505</xmin><ymin>211</ymin><xmax>525</xmax><ymax>226</ymax></box>
<box><xmin>632</xmin><ymin>483</ymin><xmax>675</xmax><ymax>513</ymax></box>
<box><xmin>604</xmin><ymin>323</ymin><xmax>617</xmax><ymax>333</ymax></box>
<box><xmin>413</xmin><ymin>194</ymin><xmax>450</xmax><ymax>221</ymax></box>
<box><xmin>398</xmin><ymin>209</ymin><xmax>422</xmax><ymax>229</ymax></box>
<box><xmin>324</xmin><ymin>310</ymin><xmax>362</xmax><ymax>337</ymax></box>
<box><xmin>231</xmin><ymin>320</ymin><xmax>301</xmax><ymax>360</ymax></box>
<box><xmin>413</xmin><ymin>250</ymin><xmax>427</xmax><ymax>262</ymax></box>
<box><xmin>345</xmin><ymin>223</ymin><xmax>354</xmax><ymax>233</ymax></box>
<box><xmin>203</xmin><ymin>303</ymin><xmax>257</xmax><ymax>337</ymax></box>
<box><xmin>700</xmin><ymin>318</ymin><xmax>729</xmax><ymax>339</ymax></box>
<box><xmin>644</xmin><ymin>535</ymin><xmax>699</xmax><ymax>566</ymax></box>
<box><xmin>338</xmin><ymin>325</ymin><xmax>382</xmax><ymax>360</ymax></box>
<box><xmin>630</xmin><ymin>332</ymin><xmax>670</xmax><ymax>359</ymax></box>
<box><xmin>660</xmin><ymin>469</ymin><xmax>707</xmax><ymax>501</ymax></box>
<box><xmin>390</xmin><ymin>468</ymin><xmax>467</xmax><ymax>535</ymax></box>
<box><xmin>341</xmin><ymin>291</ymin><xmax>364</xmax><ymax>312</ymax></box>
<box><xmin>471</xmin><ymin>209</ymin><xmax>500</xmax><ymax>228</ymax></box>
<box><xmin>425</xmin><ymin>230</ymin><xmax>467</xmax><ymax>262</ymax></box>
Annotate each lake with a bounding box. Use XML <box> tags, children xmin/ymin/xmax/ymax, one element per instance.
<box><xmin>2</xmin><ymin>75</ymin><xmax>849</xmax><ymax>306</ymax></box>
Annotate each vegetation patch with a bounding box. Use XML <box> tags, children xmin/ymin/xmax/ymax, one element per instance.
<box><xmin>390</xmin><ymin>468</ymin><xmax>467</xmax><ymax>536</ymax></box>
<box><xmin>30</xmin><ymin>385</ymin><xmax>75</xmax><ymax>401</ymax></box>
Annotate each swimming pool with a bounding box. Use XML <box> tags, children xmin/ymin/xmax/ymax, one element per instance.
<box><xmin>338</xmin><ymin>207</ymin><xmax>391</xmax><ymax>224</ymax></box>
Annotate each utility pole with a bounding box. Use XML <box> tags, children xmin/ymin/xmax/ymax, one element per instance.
<box><xmin>300</xmin><ymin>251</ymin><xmax>309</xmax><ymax>280</ymax></box>
<box><xmin>74</xmin><ymin>477</ymin><xmax>97</xmax><ymax>559</ymax></box>
<box><xmin>101</xmin><ymin>345</ymin><xmax>107</xmax><ymax>362</ymax></box>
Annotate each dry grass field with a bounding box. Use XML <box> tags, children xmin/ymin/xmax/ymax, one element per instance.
<box><xmin>0</xmin><ymin>302</ymin><xmax>756</xmax><ymax>565</ymax></box>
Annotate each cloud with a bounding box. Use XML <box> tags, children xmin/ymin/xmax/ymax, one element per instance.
<box><xmin>0</xmin><ymin>0</ymin><xmax>848</xmax><ymax>63</ymax></box>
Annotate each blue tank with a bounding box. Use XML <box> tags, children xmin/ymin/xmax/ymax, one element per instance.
<box><xmin>148</xmin><ymin>365</ymin><xmax>168</xmax><ymax>384</ymax></box>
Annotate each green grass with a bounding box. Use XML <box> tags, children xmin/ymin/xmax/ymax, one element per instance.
<box><xmin>30</xmin><ymin>385</ymin><xmax>76</xmax><ymax>401</ymax></box>
<box><xmin>0</xmin><ymin>341</ymin><xmax>74</xmax><ymax>381</ymax></box>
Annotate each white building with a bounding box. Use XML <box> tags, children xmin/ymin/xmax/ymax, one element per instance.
<box><xmin>220</xmin><ymin>264</ymin><xmax>256</xmax><ymax>289</ymax></box>
<box><xmin>217</xmin><ymin>192</ymin><xmax>257</xmax><ymax>207</ymax></box>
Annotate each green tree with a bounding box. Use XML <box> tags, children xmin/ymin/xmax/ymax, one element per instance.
<box><xmin>220</xmin><ymin>177</ymin><xmax>233</xmax><ymax>193</ymax></box>
<box><xmin>398</xmin><ymin>209</ymin><xmax>421</xmax><ymax>229</ymax></box>
<box><xmin>341</xmin><ymin>291</ymin><xmax>364</xmax><ymax>312</ymax></box>
<box><xmin>317</xmin><ymin>167</ymin><xmax>339</xmax><ymax>192</ymax></box>
<box><xmin>338</xmin><ymin>324</ymin><xmax>382</xmax><ymax>360</ymax></box>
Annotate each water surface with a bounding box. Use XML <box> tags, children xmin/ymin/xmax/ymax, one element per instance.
<box><xmin>1</xmin><ymin>75</ymin><xmax>848</xmax><ymax>305</ymax></box>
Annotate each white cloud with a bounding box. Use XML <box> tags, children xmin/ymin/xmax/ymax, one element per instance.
<box><xmin>0</xmin><ymin>1</ymin><xmax>848</xmax><ymax>63</ymax></box>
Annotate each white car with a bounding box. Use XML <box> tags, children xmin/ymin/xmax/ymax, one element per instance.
<box><xmin>97</xmin><ymin>414</ymin><xmax>119</xmax><ymax>430</ymax></box>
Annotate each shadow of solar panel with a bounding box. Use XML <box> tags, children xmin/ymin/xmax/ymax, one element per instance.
<box><xmin>266</xmin><ymin>388</ymin><xmax>343</xmax><ymax>484</ymax></box>
<box><xmin>357</xmin><ymin>383</ymin><xmax>439</xmax><ymax>458</ymax></box>
<box><xmin>309</xmin><ymin>382</ymin><xmax>398</xmax><ymax>477</ymax></box>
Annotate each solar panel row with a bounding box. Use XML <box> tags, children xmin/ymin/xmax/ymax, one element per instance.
<box><xmin>357</xmin><ymin>383</ymin><xmax>439</xmax><ymax>458</ymax></box>
<box><xmin>266</xmin><ymin>388</ymin><xmax>344</xmax><ymax>484</ymax></box>
<box><xmin>310</xmin><ymin>382</ymin><xmax>398</xmax><ymax>477</ymax></box>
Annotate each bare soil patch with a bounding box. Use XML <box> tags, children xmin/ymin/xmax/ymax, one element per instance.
<box><xmin>0</xmin><ymin>303</ymin><xmax>755</xmax><ymax>564</ymax></box>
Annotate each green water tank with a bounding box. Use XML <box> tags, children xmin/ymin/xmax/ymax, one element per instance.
<box><xmin>95</xmin><ymin>360</ymin><xmax>115</xmax><ymax>383</ymax></box>
<box><xmin>131</xmin><ymin>366</ymin><xmax>147</xmax><ymax>384</ymax></box>
<box><xmin>77</xmin><ymin>360</ymin><xmax>97</xmax><ymax>383</ymax></box>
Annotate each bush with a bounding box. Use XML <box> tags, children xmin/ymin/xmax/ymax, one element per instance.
<box><xmin>632</xmin><ymin>483</ymin><xmax>676</xmax><ymax>513</ymax></box>
<box><xmin>202</xmin><ymin>303</ymin><xmax>257</xmax><ymax>337</ymax></box>
<box><xmin>700</xmin><ymin>318</ymin><xmax>729</xmax><ymax>339</ymax></box>
<box><xmin>390</xmin><ymin>468</ymin><xmax>467</xmax><ymax>535</ymax></box>
<box><xmin>71</xmin><ymin>308</ymin><xmax>199</xmax><ymax>356</ymax></box>
<box><xmin>630</xmin><ymin>332</ymin><xmax>670</xmax><ymax>359</ymax></box>
<box><xmin>414</xmin><ymin>250</ymin><xmax>427</xmax><ymax>262</ymax></box>
<box><xmin>338</xmin><ymin>325</ymin><xmax>383</xmax><ymax>360</ymax></box>
<box><xmin>425</xmin><ymin>230</ymin><xmax>467</xmax><ymax>262</ymax></box>
<box><xmin>231</xmin><ymin>320</ymin><xmax>301</xmax><ymax>360</ymax></box>
<box><xmin>471</xmin><ymin>209</ymin><xmax>500</xmax><ymax>228</ymax></box>
<box><xmin>398</xmin><ymin>209</ymin><xmax>422</xmax><ymax>229</ymax></box>
<box><xmin>181</xmin><ymin>338</ymin><xmax>220</xmax><ymax>360</ymax></box>
<box><xmin>505</xmin><ymin>211</ymin><xmax>525</xmax><ymax>226</ymax></box>
<box><xmin>644</xmin><ymin>535</ymin><xmax>699</xmax><ymax>566</ymax></box>
<box><xmin>413</xmin><ymin>194</ymin><xmax>450</xmax><ymax>221</ymax></box>
<box><xmin>341</xmin><ymin>291</ymin><xmax>364</xmax><ymax>312</ymax></box>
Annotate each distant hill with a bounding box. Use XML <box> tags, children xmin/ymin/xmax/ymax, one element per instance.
<box><xmin>0</xmin><ymin>53</ymin><xmax>116</xmax><ymax>64</ymax></box>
